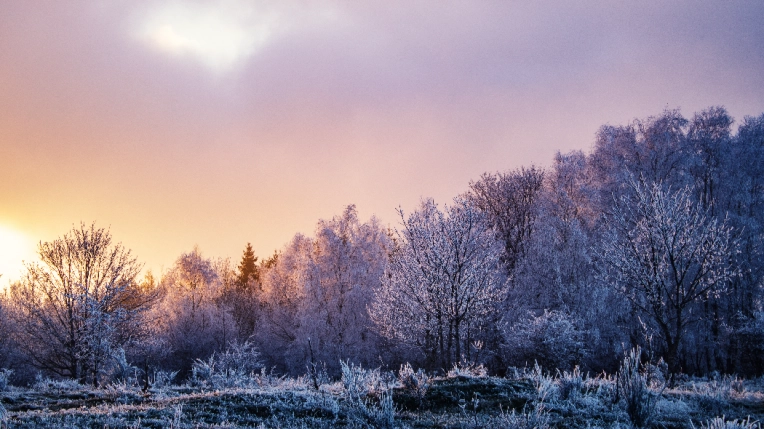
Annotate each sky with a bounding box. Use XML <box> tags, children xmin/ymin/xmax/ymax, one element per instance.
<box><xmin>1</xmin><ymin>1</ymin><xmax>764</xmax><ymax>284</ymax></box>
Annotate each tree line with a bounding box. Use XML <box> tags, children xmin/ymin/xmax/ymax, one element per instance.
<box><xmin>0</xmin><ymin>106</ymin><xmax>762</xmax><ymax>387</ymax></box>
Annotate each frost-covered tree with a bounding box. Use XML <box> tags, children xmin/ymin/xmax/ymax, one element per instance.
<box><xmin>583</xmin><ymin>107</ymin><xmax>764</xmax><ymax>374</ymax></box>
<box><xmin>687</xmin><ymin>106</ymin><xmax>733</xmax><ymax>215</ymax></box>
<box><xmin>720</xmin><ymin>113</ymin><xmax>764</xmax><ymax>374</ymax></box>
<box><xmin>0</xmin><ymin>290</ymin><xmax>23</xmax><ymax>379</ymax></box>
<box><xmin>9</xmin><ymin>223</ymin><xmax>144</xmax><ymax>385</ymax></box>
<box><xmin>510</xmin><ymin>152</ymin><xmax>598</xmax><ymax>313</ymax></box>
<box><xmin>153</xmin><ymin>247</ymin><xmax>236</xmax><ymax>377</ymax></box>
<box><xmin>507</xmin><ymin>152</ymin><xmax>628</xmax><ymax>371</ymax></box>
<box><xmin>370</xmin><ymin>198</ymin><xmax>506</xmax><ymax>371</ymax></box>
<box><xmin>467</xmin><ymin>167</ymin><xmax>544</xmax><ymax>274</ymax></box>
<box><xmin>299</xmin><ymin>205</ymin><xmax>390</xmax><ymax>374</ymax></box>
<box><xmin>600</xmin><ymin>182</ymin><xmax>739</xmax><ymax>374</ymax></box>
<box><xmin>257</xmin><ymin>236</ymin><xmax>309</xmax><ymax>373</ymax></box>
<box><xmin>220</xmin><ymin>244</ymin><xmax>263</xmax><ymax>341</ymax></box>
<box><xmin>589</xmin><ymin>109</ymin><xmax>691</xmax><ymax>209</ymax></box>
<box><xmin>257</xmin><ymin>206</ymin><xmax>389</xmax><ymax>375</ymax></box>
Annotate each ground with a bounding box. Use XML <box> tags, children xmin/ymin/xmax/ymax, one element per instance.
<box><xmin>1</xmin><ymin>368</ymin><xmax>763</xmax><ymax>428</ymax></box>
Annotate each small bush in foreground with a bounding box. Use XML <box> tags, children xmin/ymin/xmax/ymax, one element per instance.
<box><xmin>617</xmin><ymin>347</ymin><xmax>663</xmax><ymax>428</ymax></box>
<box><xmin>698</xmin><ymin>416</ymin><xmax>761</xmax><ymax>429</ymax></box>
<box><xmin>398</xmin><ymin>362</ymin><xmax>430</xmax><ymax>406</ymax></box>
<box><xmin>0</xmin><ymin>369</ymin><xmax>12</xmax><ymax>391</ymax></box>
<box><xmin>191</xmin><ymin>340</ymin><xmax>261</xmax><ymax>388</ymax></box>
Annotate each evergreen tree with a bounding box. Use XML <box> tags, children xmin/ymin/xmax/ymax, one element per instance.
<box><xmin>237</xmin><ymin>243</ymin><xmax>259</xmax><ymax>292</ymax></box>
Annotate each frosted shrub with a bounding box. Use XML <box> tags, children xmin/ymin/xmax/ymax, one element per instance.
<box><xmin>212</xmin><ymin>340</ymin><xmax>262</xmax><ymax>375</ymax></box>
<box><xmin>655</xmin><ymin>397</ymin><xmax>692</xmax><ymax>425</ymax></box>
<box><xmin>399</xmin><ymin>363</ymin><xmax>430</xmax><ymax>405</ymax></box>
<box><xmin>0</xmin><ymin>403</ymin><xmax>7</xmax><ymax>429</ymax></box>
<box><xmin>585</xmin><ymin>371</ymin><xmax>616</xmax><ymax>402</ymax></box>
<box><xmin>361</xmin><ymin>390</ymin><xmax>397</xmax><ymax>429</ymax></box>
<box><xmin>151</xmin><ymin>370</ymin><xmax>178</xmax><ymax>389</ymax></box>
<box><xmin>617</xmin><ymin>347</ymin><xmax>662</xmax><ymax>428</ymax></box>
<box><xmin>342</xmin><ymin>361</ymin><xmax>397</xmax><ymax>428</ymax></box>
<box><xmin>398</xmin><ymin>362</ymin><xmax>415</xmax><ymax>384</ymax></box>
<box><xmin>341</xmin><ymin>361</ymin><xmax>386</xmax><ymax>400</ymax></box>
<box><xmin>191</xmin><ymin>355</ymin><xmax>217</xmax><ymax>387</ymax></box>
<box><xmin>690</xmin><ymin>379</ymin><xmax>733</xmax><ymax>417</ymax></box>
<box><xmin>729</xmin><ymin>377</ymin><xmax>746</xmax><ymax>396</ymax></box>
<box><xmin>109</xmin><ymin>348</ymin><xmax>139</xmax><ymax>387</ymax></box>
<box><xmin>344</xmin><ymin>391</ymin><xmax>397</xmax><ymax>429</ymax></box>
<box><xmin>643</xmin><ymin>358</ymin><xmax>668</xmax><ymax>388</ymax></box>
<box><xmin>490</xmin><ymin>402</ymin><xmax>550</xmax><ymax>429</ymax></box>
<box><xmin>33</xmin><ymin>374</ymin><xmax>83</xmax><ymax>392</ymax></box>
<box><xmin>557</xmin><ymin>366</ymin><xmax>584</xmax><ymax>401</ymax></box>
<box><xmin>505</xmin><ymin>310</ymin><xmax>586</xmax><ymax>371</ymax></box>
<box><xmin>709</xmin><ymin>375</ymin><xmax>748</xmax><ymax>400</ymax></box>
<box><xmin>697</xmin><ymin>417</ymin><xmax>761</xmax><ymax>429</ymax></box>
<box><xmin>253</xmin><ymin>366</ymin><xmax>283</xmax><ymax>387</ymax></box>
<box><xmin>0</xmin><ymin>368</ymin><xmax>12</xmax><ymax>391</ymax></box>
<box><xmin>191</xmin><ymin>340</ymin><xmax>261</xmax><ymax>388</ymax></box>
<box><xmin>306</xmin><ymin>360</ymin><xmax>330</xmax><ymax>390</ymax></box>
<box><xmin>529</xmin><ymin>362</ymin><xmax>557</xmax><ymax>402</ymax></box>
<box><xmin>447</xmin><ymin>358</ymin><xmax>488</xmax><ymax>379</ymax></box>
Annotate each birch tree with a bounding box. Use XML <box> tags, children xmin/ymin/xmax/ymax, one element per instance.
<box><xmin>154</xmin><ymin>248</ymin><xmax>236</xmax><ymax>377</ymax></box>
<box><xmin>370</xmin><ymin>198</ymin><xmax>506</xmax><ymax>371</ymax></box>
<box><xmin>257</xmin><ymin>206</ymin><xmax>389</xmax><ymax>375</ymax></box>
<box><xmin>299</xmin><ymin>205</ymin><xmax>389</xmax><ymax>374</ymax></box>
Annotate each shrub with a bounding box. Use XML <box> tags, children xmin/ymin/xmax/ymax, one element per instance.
<box><xmin>557</xmin><ymin>366</ymin><xmax>585</xmax><ymax>401</ymax></box>
<box><xmin>109</xmin><ymin>348</ymin><xmax>139</xmax><ymax>386</ymax></box>
<box><xmin>398</xmin><ymin>362</ymin><xmax>431</xmax><ymax>405</ymax></box>
<box><xmin>447</xmin><ymin>359</ymin><xmax>488</xmax><ymax>379</ymax></box>
<box><xmin>341</xmin><ymin>361</ymin><xmax>397</xmax><ymax>428</ymax></box>
<box><xmin>191</xmin><ymin>340</ymin><xmax>261</xmax><ymax>388</ymax></box>
<box><xmin>33</xmin><ymin>374</ymin><xmax>83</xmax><ymax>392</ymax></box>
<box><xmin>617</xmin><ymin>347</ymin><xmax>662</xmax><ymax>428</ymax></box>
<box><xmin>490</xmin><ymin>402</ymin><xmax>551</xmax><ymax>429</ymax></box>
<box><xmin>698</xmin><ymin>417</ymin><xmax>761</xmax><ymax>429</ymax></box>
<box><xmin>505</xmin><ymin>310</ymin><xmax>586</xmax><ymax>371</ymax></box>
<box><xmin>151</xmin><ymin>370</ymin><xmax>178</xmax><ymax>389</ymax></box>
<box><xmin>0</xmin><ymin>368</ymin><xmax>12</xmax><ymax>391</ymax></box>
<box><xmin>529</xmin><ymin>362</ymin><xmax>558</xmax><ymax>402</ymax></box>
<box><xmin>360</xmin><ymin>390</ymin><xmax>397</xmax><ymax>429</ymax></box>
<box><xmin>341</xmin><ymin>360</ymin><xmax>385</xmax><ymax>400</ymax></box>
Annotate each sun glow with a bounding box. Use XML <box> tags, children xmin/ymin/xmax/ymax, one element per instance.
<box><xmin>0</xmin><ymin>225</ymin><xmax>35</xmax><ymax>285</ymax></box>
<box><xmin>137</xmin><ymin>1</ymin><xmax>283</xmax><ymax>73</ymax></box>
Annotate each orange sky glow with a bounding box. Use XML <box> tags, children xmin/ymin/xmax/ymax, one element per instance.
<box><xmin>2</xmin><ymin>1</ymin><xmax>764</xmax><ymax>285</ymax></box>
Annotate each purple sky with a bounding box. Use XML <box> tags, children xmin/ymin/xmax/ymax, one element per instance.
<box><xmin>2</xmin><ymin>1</ymin><xmax>763</xmax><ymax>281</ymax></box>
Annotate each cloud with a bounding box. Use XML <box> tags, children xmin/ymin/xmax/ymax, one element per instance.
<box><xmin>135</xmin><ymin>1</ymin><xmax>285</xmax><ymax>73</ymax></box>
<box><xmin>1</xmin><ymin>1</ymin><xmax>763</xmax><ymax>274</ymax></box>
<box><xmin>134</xmin><ymin>0</ymin><xmax>343</xmax><ymax>74</ymax></box>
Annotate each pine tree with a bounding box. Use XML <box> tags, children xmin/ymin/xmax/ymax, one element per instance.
<box><xmin>237</xmin><ymin>243</ymin><xmax>259</xmax><ymax>292</ymax></box>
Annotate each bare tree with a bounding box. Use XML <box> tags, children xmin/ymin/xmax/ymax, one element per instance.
<box><xmin>10</xmin><ymin>223</ymin><xmax>144</xmax><ymax>385</ymax></box>
<box><xmin>600</xmin><ymin>182</ymin><xmax>739</xmax><ymax>375</ymax></box>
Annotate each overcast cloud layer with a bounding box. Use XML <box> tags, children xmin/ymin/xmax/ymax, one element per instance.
<box><xmin>2</xmin><ymin>1</ymin><xmax>763</xmax><ymax>280</ymax></box>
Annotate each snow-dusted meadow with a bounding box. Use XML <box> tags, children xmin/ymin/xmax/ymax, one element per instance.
<box><xmin>1</xmin><ymin>357</ymin><xmax>763</xmax><ymax>428</ymax></box>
